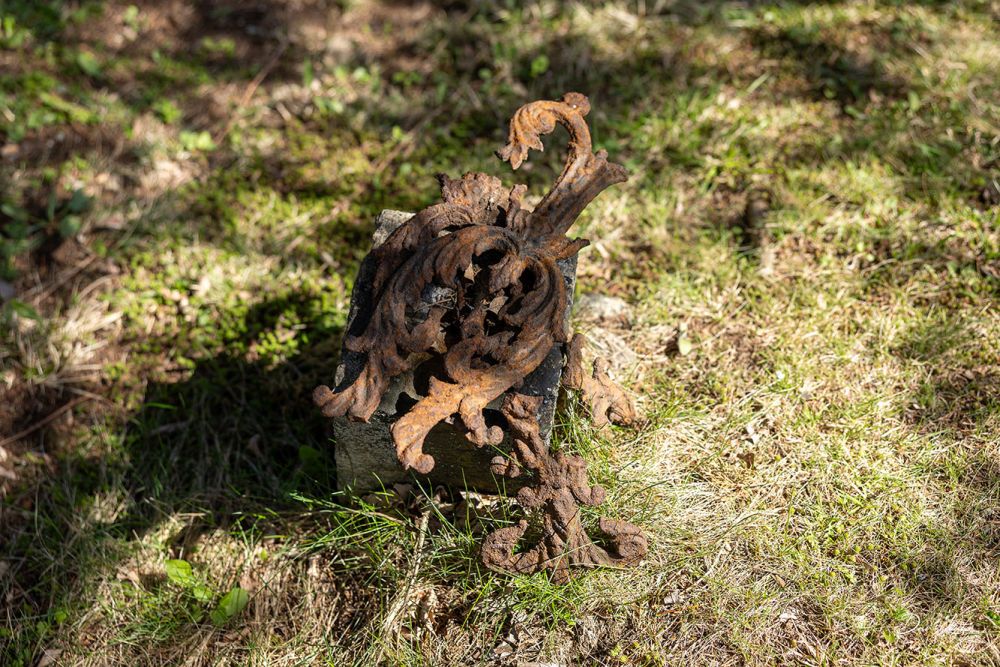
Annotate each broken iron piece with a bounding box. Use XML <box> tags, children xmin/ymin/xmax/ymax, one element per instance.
<box><xmin>315</xmin><ymin>93</ymin><xmax>646</xmax><ymax>581</ymax></box>
<box><xmin>481</xmin><ymin>393</ymin><xmax>647</xmax><ymax>583</ymax></box>
<box><xmin>562</xmin><ymin>332</ymin><xmax>640</xmax><ymax>429</ymax></box>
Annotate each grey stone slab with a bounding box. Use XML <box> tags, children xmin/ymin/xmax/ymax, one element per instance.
<box><xmin>331</xmin><ymin>210</ymin><xmax>577</xmax><ymax>492</ymax></box>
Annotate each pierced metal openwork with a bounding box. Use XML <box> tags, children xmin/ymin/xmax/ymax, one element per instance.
<box><xmin>315</xmin><ymin>93</ymin><xmax>647</xmax><ymax>581</ymax></box>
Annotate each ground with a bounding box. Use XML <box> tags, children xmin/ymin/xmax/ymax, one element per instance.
<box><xmin>1</xmin><ymin>0</ymin><xmax>998</xmax><ymax>665</ymax></box>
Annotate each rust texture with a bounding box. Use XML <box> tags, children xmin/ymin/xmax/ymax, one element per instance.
<box><xmin>562</xmin><ymin>333</ymin><xmax>641</xmax><ymax>429</ymax></box>
<box><xmin>482</xmin><ymin>393</ymin><xmax>646</xmax><ymax>582</ymax></box>
<box><xmin>314</xmin><ymin>93</ymin><xmax>646</xmax><ymax>580</ymax></box>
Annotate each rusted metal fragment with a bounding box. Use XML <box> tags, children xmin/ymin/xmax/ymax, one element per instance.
<box><xmin>313</xmin><ymin>175</ymin><xmax>571</xmax><ymax>474</ymax></box>
<box><xmin>562</xmin><ymin>333</ymin><xmax>640</xmax><ymax>428</ymax></box>
<box><xmin>481</xmin><ymin>394</ymin><xmax>647</xmax><ymax>583</ymax></box>
<box><xmin>315</xmin><ymin>93</ymin><xmax>645</xmax><ymax>580</ymax></box>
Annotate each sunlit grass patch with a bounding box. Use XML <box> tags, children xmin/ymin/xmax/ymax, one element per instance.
<box><xmin>2</xmin><ymin>0</ymin><xmax>999</xmax><ymax>664</ymax></box>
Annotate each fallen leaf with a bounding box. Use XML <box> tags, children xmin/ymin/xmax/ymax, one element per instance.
<box><xmin>246</xmin><ymin>434</ymin><xmax>262</xmax><ymax>458</ymax></box>
<box><xmin>676</xmin><ymin>332</ymin><xmax>693</xmax><ymax>356</ymax></box>
<box><xmin>736</xmin><ymin>451</ymin><xmax>755</xmax><ymax>469</ymax></box>
<box><xmin>779</xmin><ymin>609</ymin><xmax>800</xmax><ymax>623</ymax></box>
<box><xmin>192</xmin><ymin>275</ymin><xmax>212</xmax><ymax>296</ymax></box>
<box><xmin>38</xmin><ymin>649</ymin><xmax>62</xmax><ymax>667</ymax></box>
<box><xmin>662</xmin><ymin>589</ymin><xmax>687</xmax><ymax>606</ymax></box>
<box><xmin>116</xmin><ymin>566</ymin><xmax>142</xmax><ymax>588</ymax></box>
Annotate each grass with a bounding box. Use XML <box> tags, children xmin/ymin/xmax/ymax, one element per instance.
<box><xmin>1</xmin><ymin>0</ymin><xmax>998</xmax><ymax>664</ymax></box>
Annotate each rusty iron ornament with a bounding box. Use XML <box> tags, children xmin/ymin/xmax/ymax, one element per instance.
<box><xmin>314</xmin><ymin>93</ymin><xmax>647</xmax><ymax>581</ymax></box>
<box><xmin>562</xmin><ymin>332</ymin><xmax>640</xmax><ymax>429</ymax></box>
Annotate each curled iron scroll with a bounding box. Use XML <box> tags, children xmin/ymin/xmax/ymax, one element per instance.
<box><xmin>315</xmin><ymin>93</ymin><xmax>646</xmax><ymax>580</ymax></box>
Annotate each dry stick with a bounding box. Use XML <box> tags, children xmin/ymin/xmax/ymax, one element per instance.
<box><xmin>370</xmin><ymin>507</ymin><xmax>432</xmax><ymax>662</ymax></box>
<box><xmin>214</xmin><ymin>39</ymin><xmax>289</xmax><ymax>145</ymax></box>
<box><xmin>26</xmin><ymin>252</ymin><xmax>103</xmax><ymax>306</ymax></box>
<box><xmin>26</xmin><ymin>210</ymin><xmax>141</xmax><ymax>306</ymax></box>
<box><xmin>65</xmin><ymin>386</ymin><xmax>125</xmax><ymax>411</ymax></box>
<box><xmin>0</xmin><ymin>396</ymin><xmax>92</xmax><ymax>449</ymax></box>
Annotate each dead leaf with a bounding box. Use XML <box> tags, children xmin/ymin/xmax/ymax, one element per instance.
<box><xmin>676</xmin><ymin>331</ymin><xmax>693</xmax><ymax>356</ymax></box>
<box><xmin>736</xmin><ymin>451</ymin><xmax>755</xmax><ymax>469</ymax></box>
<box><xmin>37</xmin><ymin>649</ymin><xmax>62</xmax><ymax>667</ymax></box>
<box><xmin>246</xmin><ymin>434</ymin><xmax>263</xmax><ymax>458</ymax></box>
<box><xmin>662</xmin><ymin>589</ymin><xmax>687</xmax><ymax>606</ymax></box>
<box><xmin>779</xmin><ymin>609</ymin><xmax>800</xmax><ymax>623</ymax></box>
<box><xmin>116</xmin><ymin>565</ymin><xmax>142</xmax><ymax>588</ymax></box>
<box><xmin>192</xmin><ymin>275</ymin><xmax>212</xmax><ymax>296</ymax></box>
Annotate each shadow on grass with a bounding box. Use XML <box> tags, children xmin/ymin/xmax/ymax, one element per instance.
<box><xmin>0</xmin><ymin>295</ymin><xmax>384</xmax><ymax>662</ymax></box>
<box><xmin>897</xmin><ymin>315</ymin><xmax>1000</xmax><ymax>433</ymax></box>
<box><xmin>1</xmin><ymin>0</ymin><xmax>309</xmax><ymax>166</ymax></box>
<box><xmin>879</xmin><ymin>315</ymin><xmax>1000</xmax><ymax>624</ymax></box>
<box><xmin>747</xmin><ymin>21</ymin><xmax>909</xmax><ymax>109</ymax></box>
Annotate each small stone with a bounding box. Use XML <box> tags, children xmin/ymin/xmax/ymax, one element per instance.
<box><xmin>575</xmin><ymin>293</ymin><xmax>631</xmax><ymax>326</ymax></box>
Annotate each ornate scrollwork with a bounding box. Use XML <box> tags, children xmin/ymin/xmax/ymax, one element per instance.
<box><xmin>315</xmin><ymin>93</ymin><xmax>646</xmax><ymax>580</ymax></box>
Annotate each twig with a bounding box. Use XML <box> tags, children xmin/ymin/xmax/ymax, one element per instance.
<box><xmin>215</xmin><ymin>40</ymin><xmax>289</xmax><ymax>145</ymax></box>
<box><xmin>369</xmin><ymin>507</ymin><xmax>432</xmax><ymax>662</ymax></box>
<box><xmin>27</xmin><ymin>253</ymin><xmax>102</xmax><ymax>306</ymax></box>
<box><xmin>0</xmin><ymin>396</ymin><xmax>92</xmax><ymax>449</ymax></box>
<box><xmin>64</xmin><ymin>386</ymin><xmax>126</xmax><ymax>411</ymax></box>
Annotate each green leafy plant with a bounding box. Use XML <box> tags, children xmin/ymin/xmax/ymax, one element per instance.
<box><xmin>164</xmin><ymin>559</ymin><xmax>196</xmax><ymax>587</ymax></box>
<box><xmin>153</xmin><ymin>99</ymin><xmax>182</xmax><ymax>125</ymax></box>
<box><xmin>0</xmin><ymin>188</ymin><xmax>91</xmax><ymax>279</ymax></box>
<box><xmin>123</xmin><ymin>5</ymin><xmax>140</xmax><ymax>30</ymax></box>
<box><xmin>529</xmin><ymin>54</ymin><xmax>549</xmax><ymax>78</ymax></box>
<box><xmin>164</xmin><ymin>559</ymin><xmax>250</xmax><ymax>626</ymax></box>
<box><xmin>180</xmin><ymin>130</ymin><xmax>216</xmax><ymax>152</ymax></box>
<box><xmin>209</xmin><ymin>588</ymin><xmax>250</xmax><ymax>626</ymax></box>
<box><xmin>75</xmin><ymin>50</ymin><xmax>102</xmax><ymax>77</ymax></box>
<box><xmin>2</xmin><ymin>298</ymin><xmax>41</xmax><ymax>322</ymax></box>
